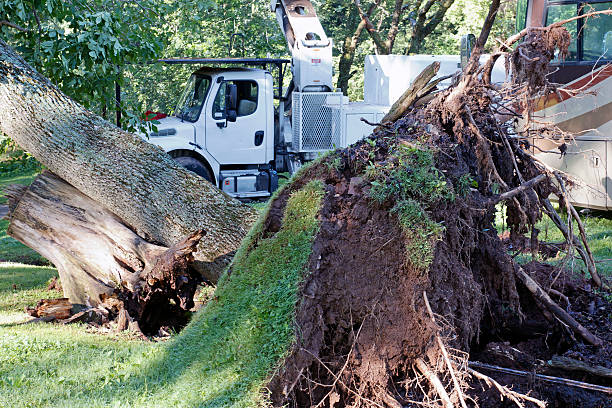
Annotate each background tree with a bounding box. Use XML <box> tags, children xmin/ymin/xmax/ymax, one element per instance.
<box><xmin>0</xmin><ymin>0</ymin><xmax>172</xmax><ymax>131</ymax></box>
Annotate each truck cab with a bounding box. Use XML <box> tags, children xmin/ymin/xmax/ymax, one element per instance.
<box><xmin>148</xmin><ymin>65</ymin><xmax>279</xmax><ymax>199</ymax></box>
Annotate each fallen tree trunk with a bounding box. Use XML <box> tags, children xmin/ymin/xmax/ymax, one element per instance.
<box><xmin>0</xmin><ymin>39</ymin><xmax>258</xmax><ymax>284</ymax></box>
<box><xmin>5</xmin><ymin>171</ymin><xmax>208</xmax><ymax>334</ymax></box>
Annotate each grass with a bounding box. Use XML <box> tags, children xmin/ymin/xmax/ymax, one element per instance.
<box><xmin>529</xmin><ymin>209</ymin><xmax>611</xmax><ymax>279</ymax></box>
<box><xmin>365</xmin><ymin>142</ymin><xmax>452</xmax><ymax>269</ymax></box>
<box><xmin>0</xmin><ymin>263</ymin><xmax>59</xmax><ymax>313</ymax></box>
<box><xmin>0</xmin><ymin>163</ymin><xmax>47</xmax><ymax>264</ymax></box>
<box><xmin>0</xmin><ymin>219</ymin><xmax>49</xmax><ymax>265</ymax></box>
<box><xmin>0</xmin><ymin>168</ymin><xmax>40</xmax><ymax>205</ymax></box>
<box><xmin>0</xmin><ymin>178</ymin><xmax>325</xmax><ymax>408</ymax></box>
<box><xmin>496</xmin><ymin>202</ymin><xmax>612</xmax><ymax>280</ymax></box>
<box><xmin>0</xmin><ymin>150</ymin><xmax>609</xmax><ymax>407</ymax></box>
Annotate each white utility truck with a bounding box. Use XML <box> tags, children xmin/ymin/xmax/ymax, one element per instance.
<box><xmin>145</xmin><ymin>0</ymin><xmax>611</xmax><ymax>209</ymax></box>
<box><xmin>145</xmin><ymin>0</ymin><xmax>390</xmax><ymax>199</ymax></box>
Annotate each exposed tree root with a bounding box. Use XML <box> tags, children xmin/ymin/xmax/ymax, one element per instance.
<box><xmin>268</xmin><ymin>4</ymin><xmax>610</xmax><ymax>407</ymax></box>
<box><xmin>468</xmin><ymin>367</ymin><xmax>547</xmax><ymax>408</ymax></box>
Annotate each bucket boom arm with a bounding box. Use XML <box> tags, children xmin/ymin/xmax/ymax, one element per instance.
<box><xmin>270</xmin><ymin>0</ymin><xmax>334</xmax><ymax>92</ymax></box>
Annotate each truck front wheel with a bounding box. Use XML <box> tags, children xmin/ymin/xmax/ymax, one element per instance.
<box><xmin>172</xmin><ymin>156</ymin><xmax>214</xmax><ymax>184</ymax></box>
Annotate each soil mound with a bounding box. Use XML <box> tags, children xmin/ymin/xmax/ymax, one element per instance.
<box><xmin>257</xmin><ymin>22</ymin><xmax>611</xmax><ymax>408</ymax></box>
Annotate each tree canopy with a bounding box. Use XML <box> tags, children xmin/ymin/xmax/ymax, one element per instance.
<box><xmin>1</xmin><ymin>0</ymin><xmax>518</xmax><ymax>118</ymax></box>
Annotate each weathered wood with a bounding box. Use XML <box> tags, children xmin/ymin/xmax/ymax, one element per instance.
<box><xmin>0</xmin><ymin>39</ymin><xmax>258</xmax><ymax>283</ymax></box>
<box><xmin>378</xmin><ymin>61</ymin><xmax>440</xmax><ymax>127</ymax></box>
<box><xmin>6</xmin><ymin>171</ymin><xmax>207</xmax><ymax>333</ymax></box>
<box><xmin>26</xmin><ymin>298</ymin><xmax>72</xmax><ymax>320</ymax></box>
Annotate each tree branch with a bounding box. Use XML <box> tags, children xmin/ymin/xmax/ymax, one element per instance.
<box><xmin>464</xmin><ymin>0</ymin><xmax>501</xmax><ymax>75</ymax></box>
<box><xmin>353</xmin><ymin>0</ymin><xmax>389</xmax><ymax>54</ymax></box>
<box><xmin>0</xmin><ymin>20</ymin><xmax>30</xmax><ymax>32</ymax></box>
<box><xmin>385</xmin><ymin>0</ymin><xmax>405</xmax><ymax>53</ymax></box>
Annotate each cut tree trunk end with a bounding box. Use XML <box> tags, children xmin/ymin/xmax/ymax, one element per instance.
<box><xmin>5</xmin><ymin>171</ymin><xmax>208</xmax><ymax>335</ymax></box>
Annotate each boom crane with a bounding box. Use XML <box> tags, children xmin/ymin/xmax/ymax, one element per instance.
<box><xmin>270</xmin><ymin>0</ymin><xmax>334</xmax><ymax>92</ymax></box>
<box><xmin>141</xmin><ymin>0</ymin><xmax>391</xmax><ymax>199</ymax></box>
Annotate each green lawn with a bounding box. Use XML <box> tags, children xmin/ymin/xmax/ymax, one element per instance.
<box><xmin>0</xmin><ymin>171</ymin><xmax>39</xmax><ymax>205</ymax></box>
<box><xmin>535</xmin><ymin>210</ymin><xmax>612</xmax><ymax>279</ymax></box>
<box><xmin>0</xmin><ymin>166</ymin><xmax>48</xmax><ymax>264</ymax></box>
<box><xmin>0</xmin><ymin>219</ymin><xmax>49</xmax><ymax>265</ymax></box>
<box><xmin>496</xmin><ymin>203</ymin><xmax>612</xmax><ymax>280</ymax></box>
<box><xmin>0</xmin><ymin>169</ymin><xmax>324</xmax><ymax>407</ymax></box>
<box><xmin>0</xmin><ymin>159</ymin><xmax>609</xmax><ymax>407</ymax></box>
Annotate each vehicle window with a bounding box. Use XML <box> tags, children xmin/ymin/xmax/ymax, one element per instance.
<box><xmin>212</xmin><ymin>81</ymin><xmax>258</xmax><ymax>119</ymax></box>
<box><xmin>582</xmin><ymin>2</ymin><xmax>612</xmax><ymax>60</ymax></box>
<box><xmin>175</xmin><ymin>74</ymin><xmax>211</xmax><ymax>122</ymax></box>
<box><xmin>546</xmin><ymin>4</ymin><xmax>579</xmax><ymax>61</ymax></box>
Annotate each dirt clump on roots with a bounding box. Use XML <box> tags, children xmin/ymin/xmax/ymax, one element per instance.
<box><xmin>261</xmin><ymin>19</ymin><xmax>611</xmax><ymax>408</ymax></box>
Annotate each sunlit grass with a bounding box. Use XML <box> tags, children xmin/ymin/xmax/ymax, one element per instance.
<box><xmin>0</xmin><ymin>219</ymin><xmax>49</xmax><ymax>265</ymax></box>
<box><xmin>496</xmin><ymin>204</ymin><xmax>612</xmax><ymax>279</ymax></box>
<box><xmin>0</xmin><ymin>168</ymin><xmax>39</xmax><ymax>205</ymax></box>
<box><xmin>0</xmin><ymin>180</ymin><xmax>325</xmax><ymax>407</ymax></box>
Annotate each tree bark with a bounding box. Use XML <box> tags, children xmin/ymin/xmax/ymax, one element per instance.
<box><xmin>0</xmin><ymin>39</ymin><xmax>258</xmax><ymax>283</ymax></box>
<box><xmin>406</xmin><ymin>0</ymin><xmax>455</xmax><ymax>55</ymax></box>
<box><xmin>5</xmin><ymin>171</ymin><xmax>208</xmax><ymax>333</ymax></box>
<box><xmin>337</xmin><ymin>1</ymin><xmax>379</xmax><ymax>94</ymax></box>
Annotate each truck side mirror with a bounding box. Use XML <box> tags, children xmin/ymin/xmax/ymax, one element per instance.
<box><xmin>225</xmin><ymin>83</ymin><xmax>238</xmax><ymax>123</ymax></box>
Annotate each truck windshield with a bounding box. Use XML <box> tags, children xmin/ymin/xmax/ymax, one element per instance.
<box><xmin>175</xmin><ymin>74</ymin><xmax>211</xmax><ymax>122</ymax></box>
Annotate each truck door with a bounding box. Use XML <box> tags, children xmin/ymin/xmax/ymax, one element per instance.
<box><xmin>205</xmin><ymin>79</ymin><xmax>267</xmax><ymax>165</ymax></box>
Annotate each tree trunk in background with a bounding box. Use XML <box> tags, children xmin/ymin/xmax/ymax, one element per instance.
<box><xmin>406</xmin><ymin>0</ymin><xmax>455</xmax><ymax>54</ymax></box>
<box><xmin>0</xmin><ymin>39</ymin><xmax>258</xmax><ymax>284</ymax></box>
<box><xmin>337</xmin><ymin>19</ymin><xmax>368</xmax><ymax>95</ymax></box>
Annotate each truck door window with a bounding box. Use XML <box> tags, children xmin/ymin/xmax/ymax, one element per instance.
<box><xmin>175</xmin><ymin>74</ymin><xmax>211</xmax><ymax>122</ymax></box>
<box><xmin>582</xmin><ymin>2</ymin><xmax>612</xmax><ymax>60</ymax></box>
<box><xmin>546</xmin><ymin>4</ymin><xmax>579</xmax><ymax>61</ymax></box>
<box><xmin>212</xmin><ymin>81</ymin><xmax>258</xmax><ymax>119</ymax></box>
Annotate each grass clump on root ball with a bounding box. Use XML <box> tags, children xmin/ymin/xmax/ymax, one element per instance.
<box><xmin>366</xmin><ymin>142</ymin><xmax>453</xmax><ymax>268</ymax></box>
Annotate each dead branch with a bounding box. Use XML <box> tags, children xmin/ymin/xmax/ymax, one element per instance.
<box><xmin>464</xmin><ymin>0</ymin><xmax>501</xmax><ymax>75</ymax></box>
<box><xmin>468</xmin><ymin>366</ymin><xmax>547</xmax><ymax>408</ymax></box>
<box><xmin>470</xmin><ymin>361</ymin><xmax>612</xmax><ymax>395</ymax></box>
<box><xmin>541</xmin><ymin>198</ymin><xmax>605</xmax><ymax>289</ymax></box>
<box><xmin>360</xmin><ymin>117</ymin><xmax>391</xmax><ymax>129</ymax></box>
<box><xmin>553</xmin><ymin>172</ymin><xmax>606</xmax><ymax>289</ymax></box>
<box><xmin>415</xmin><ymin>357</ymin><xmax>455</xmax><ymax>408</ymax></box>
<box><xmin>547</xmin><ymin>356</ymin><xmax>612</xmax><ymax>380</ymax></box>
<box><xmin>547</xmin><ymin>288</ymin><xmax>569</xmax><ymax>308</ymax></box>
<box><xmin>423</xmin><ymin>292</ymin><xmax>468</xmax><ymax>408</ymax></box>
<box><xmin>486</xmin><ymin>174</ymin><xmax>547</xmax><ymax>206</ymax></box>
<box><xmin>514</xmin><ymin>264</ymin><xmax>602</xmax><ymax>346</ymax></box>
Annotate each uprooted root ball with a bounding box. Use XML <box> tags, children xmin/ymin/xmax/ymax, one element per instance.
<box><xmin>260</xmin><ymin>108</ymin><xmax>548</xmax><ymax>406</ymax></box>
